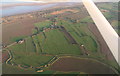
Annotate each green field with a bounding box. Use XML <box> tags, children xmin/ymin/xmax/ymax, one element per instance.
<box><xmin>32</xmin><ymin>35</ymin><xmax>42</xmax><ymax>54</ymax></box>
<box><xmin>57</xmin><ymin>20</ymin><xmax>98</xmax><ymax>52</ymax></box>
<box><xmin>25</xmin><ymin>37</ymin><xmax>36</xmax><ymax>53</ymax></box>
<box><xmin>8</xmin><ymin>37</ymin><xmax>54</xmax><ymax>67</ymax></box>
<box><xmin>10</xmin><ymin>36</ymin><xmax>27</xmax><ymax>43</ymax></box>
<box><xmin>3</xmin><ymin>2</ymin><xmax>119</xmax><ymax>74</ymax></box>
<box><xmin>7</xmin><ymin>18</ymin><xmax>98</xmax><ymax>73</ymax></box>
<box><xmin>97</xmin><ymin>3</ymin><xmax>119</xmax><ymax>35</ymax></box>
<box><xmin>80</xmin><ymin>16</ymin><xmax>94</xmax><ymax>23</ymax></box>
<box><xmin>40</xmin><ymin>29</ymin><xmax>82</xmax><ymax>55</ymax></box>
<box><xmin>2</xmin><ymin>64</ymin><xmax>36</xmax><ymax>74</ymax></box>
<box><xmin>34</xmin><ymin>20</ymin><xmax>53</xmax><ymax>32</ymax></box>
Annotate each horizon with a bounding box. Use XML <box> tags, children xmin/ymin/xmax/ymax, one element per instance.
<box><xmin>1</xmin><ymin>0</ymin><xmax>119</xmax><ymax>2</ymax></box>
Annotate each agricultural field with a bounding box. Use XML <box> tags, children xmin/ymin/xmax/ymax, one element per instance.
<box><xmin>41</xmin><ymin>29</ymin><xmax>81</xmax><ymax>55</ymax></box>
<box><xmin>2</xmin><ymin>63</ymin><xmax>36</xmax><ymax>74</ymax></box>
<box><xmin>50</xmin><ymin>57</ymin><xmax>116</xmax><ymax>74</ymax></box>
<box><xmin>96</xmin><ymin>2</ymin><xmax>119</xmax><ymax>35</ymax></box>
<box><xmin>34</xmin><ymin>20</ymin><xmax>53</xmax><ymax>32</ymax></box>
<box><xmin>2</xmin><ymin>2</ymin><xmax>120</xmax><ymax>75</ymax></box>
<box><xmin>7</xmin><ymin>37</ymin><xmax>54</xmax><ymax>67</ymax></box>
<box><xmin>56</xmin><ymin>20</ymin><xmax>98</xmax><ymax>52</ymax></box>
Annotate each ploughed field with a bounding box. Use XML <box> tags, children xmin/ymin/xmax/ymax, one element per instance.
<box><xmin>50</xmin><ymin>57</ymin><xmax>116</xmax><ymax>74</ymax></box>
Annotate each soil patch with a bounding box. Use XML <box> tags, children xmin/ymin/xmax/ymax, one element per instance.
<box><xmin>50</xmin><ymin>57</ymin><xmax>116</xmax><ymax>74</ymax></box>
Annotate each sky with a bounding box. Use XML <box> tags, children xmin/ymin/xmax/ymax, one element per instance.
<box><xmin>1</xmin><ymin>0</ymin><xmax>119</xmax><ymax>2</ymax></box>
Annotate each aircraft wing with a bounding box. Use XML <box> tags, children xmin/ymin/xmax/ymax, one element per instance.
<box><xmin>82</xmin><ymin>0</ymin><xmax>119</xmax><ymax>65</ymax></box>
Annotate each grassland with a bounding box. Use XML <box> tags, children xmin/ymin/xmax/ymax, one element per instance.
<box><xmin>32</xmin><ymin>35</ymin><xmax>42</xmax><ymax>54</ymax></box>
<box><xmin>8</xmin><ymin>36</ymin><xmax>54</xmax><ymax>67</ymax></box>
<box><xmin>7</xmin><ymin>18</ymin><xmax>98</xmax><ymax>70</ymax></box>
<box><xmin>97</xmin><ymin>2</ymin><xmax>120</xmax><ymax>35</ymax></box>
<box><xmin>3</xmin><ymin>2</ymin><xmax>119</xmax><ymax>74</ymax></box>
<box><xmin>25</xmin><ymin>37</ymin><xmax>36</xmax><ymax>53</ymax></box>
<box><xmin>2</xmin><ymin>64</ymin><xmax>36</xmax><ymax>74</ymax></box>
<box><xmin>10</xmin><ymin>36</ymin><xmax>27</xmax><ymax>42</ymax></box>
<box><xmin>56</xmin><ymin>20</ymin><xmax>98</xmax><ymax>52</ymax></box>
<box><xmin>80</xmin><ymin>16</ymin><xmax>94</xmax><ymax>23</ymax></box>
<box><xmin>2</xmin><ymin>2</ymin><xmax>120</xmax><ymax>75</ymax></box>
<box><xmin>41</xmin><ymin>29</ymin><xmax>81</xmax><ymax>55</ymax></box>
<box><xmin>34</xmin><ymin>20</ymin><xmax>53</xmax><ymax>32</ymax></box>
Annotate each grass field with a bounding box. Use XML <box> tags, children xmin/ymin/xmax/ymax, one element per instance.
<box><xmin>8</xmin><ymin>37</ymin><xmax>54</xmax><ymax>67</ymax></box>
<box><xmin>11</xmin><ymin>54</ymin><xmax>53</xmax><ymax>67</ymax></box>
<box><xmin>6</xmin><ymin>18</ymin><xmax>98</xmax><ymax>73</ymax></box>
<box><xmin>25</xmin><ymin>37</ymin><xmax>36</xmax><ymax>53</ymax></box>
<box><xmin>10</xmin><ymin>36</ymin><xmax>27</xmax><ymax>42</ymax></box>
<box><xmin>3</xmin><ymin>64</ymin><xmax>36</xmax><ymax>74</ymax></box>
<box><xmin>3</xmin><ymin>3</ymin><xmax>119</xmax><ymax>74</ymax></box>
<box><xmin>34</xmin><ymin>20</ymin><xmax>53</xmax><ymax>32</ymax></box>
<box><xmin>37</xmin><ymin>33</ymin><xmax>45</xmax><ymax>46</ymax></box>
<box><xmin>32</xmin><ymin>35</ymin><xmax>42</xmax><ymax>54</ymax></box>
<box><xmin>97</xmin><ymin>3</ymin><xmax>118</xmax><ymax>11</ymax></box>
<box><xmin>40</xmin><ymin>29</ymin><xmax>82</xmax><ymax>55</ymax></box>
<box><xmin>57</xmin><ymin>20</ymin><xmax>98</xmax><ymax>52</ymax></box>
<box><xmin>80</xmin><ymin>16</ymin><xmax>93</xmax><ymax>23</ymax></box>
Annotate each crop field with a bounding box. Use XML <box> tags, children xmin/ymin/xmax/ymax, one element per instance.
<box><xmin>2</xmin><ymin>18</ymin><xmax>37</xmax><ymax>45</ymax></box>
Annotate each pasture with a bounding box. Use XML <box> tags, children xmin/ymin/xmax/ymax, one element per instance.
<box><xmin>34</xmin><ymin>20</ymin><xmax>53</xmax><ymax>32</ymax></box>
<box><xmin>56</xmin><ymin>20</ymin><xmax>98</xmax><ymax>52</ymax></box>
<box><xmin>8</xmin><ymin>36</ymin><xmax>54</xmax><ymax>67</ymax></box>
<box><xmin>3</xmin><ymin>2</ymin><xmax>119</xmax><ymax>74</ymax></box>
<box><xmin>40</xmin><ymin>29</ymin><xmax>82</xmax><ymax>55</ymax></box>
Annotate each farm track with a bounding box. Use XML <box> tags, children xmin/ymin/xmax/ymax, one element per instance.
<box><xmin>6</xmin><ymin>42</ymin><xmax>16</xmax><ymax>48</ymax></box>
<box><xmin>5</xmin><ymin>49</ymin><xmax>12</xmax><ymax>64</ymax></box>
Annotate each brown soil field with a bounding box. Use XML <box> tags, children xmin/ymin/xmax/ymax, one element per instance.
<box><xmin>2</xmin><ymin>15</ymin><xmax>45</xmax><ymax>45</ymax></box>
<box><xmin>88</xmin><ymin>23</ymin><xmax>116</xmax><ymax>61</ymax></box>
<box><xmin>50</xmin><ymin>57</ymin><xmax>116</xmax><ymax>74</ymax></box>
<box><xmin>50</xmin><ymin>9</ymin><xmax>78</xmax><ymax>15</ymax></box>
<box><xmin>2</xmin><ymin>51</ymin><xmax>9</xmax><ymax>63</ymax></box>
